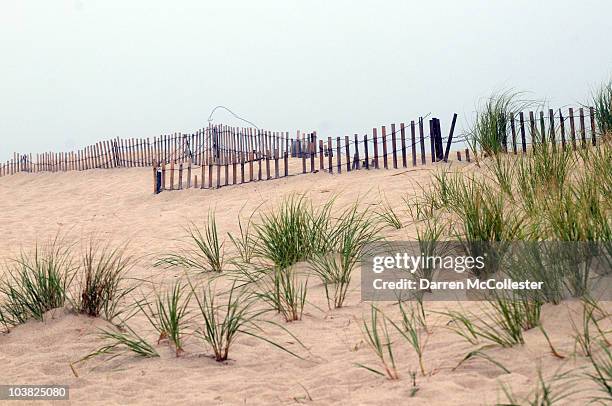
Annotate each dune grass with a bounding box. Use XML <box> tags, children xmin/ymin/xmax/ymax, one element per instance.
<box><xmin>156</xmin><ymin>212</ymin><xmax>224</xmax><ymax>272</ymax></box>
<box><xmin>497</xmin><ymin>366</ymin><xmax>580</xmax><ymax>405</ymax></box>
<box><xmin>233</xmin><ymin>263</ymin><xmax>308</xmax><ymax>322</ymax></box>
<box><xmin>73</xmin><ymin>239</ymin><xmax>135</xmax><ymax>323</ymax></box>
<box><xmin>228</xmin><ymin>206</ymin><xmax>258</xmax><ymax>265</ymax></box>
<box><xmin>593</xmin><ymin>78</ymin><xmax>612</xmax><ymax>137</ymax></box>
<box><xmin>138</xmin><ymin>280</ymin><xmax>192</xmax><ymax>356</ymax></box>
<box><xmin>253</xmin><ymin>195</ymin><xmax>333</xmax><ymax>269</ymax></box>
<box><xmin>308</xmin><ymin>204</ymin><xmax>381</xmax><ymax>308</ymax></box>
<box><xmin>0</xmin><ymin>237</ymin><xmax>74</xmax><ymax>329</ymax></box>
<box><xmin>192</xmin><ymin>282</ymin><xmax>254</xmax><ymax>361</ymax></box>
<box><xmin>75</xmin><ymin>325</ymin><xmax>159</xmax><ymax>369</ymax></box>
<box><xmin>376</xmin><ymin>194</ymin><xmax>402</xmax><ymax>230</ymax></box>
<box><xmin>585</xmin><ymin>342</ymin><xmax>612</xmax><ymax>402</ymax></box>
<box><xmin>443</xmin><ymin>294</ymin><xmax>541</xmax><ymax>348</ymax></box>
<box><xmin>467</xmin><ymin>91</ymin><xmax>534</xmax><ymax>157</ymax></box>
<box><xmin>191</xmin><ymin>281</ymin><xmax>304</xmax><ymax>361</ymax></box>
<box><xmin>357</xmin><ymin>305</ymin><xmax>399</xmax><ymax>380</ymax></box>
<box><xmin>389</xmin><ymin>301</ymin><xmax>427</xmax><ymax>375</ymax></box>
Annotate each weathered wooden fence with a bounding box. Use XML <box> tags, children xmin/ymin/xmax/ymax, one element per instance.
<box><xmin>0</xmin><ymin>125</ymin><xmax>289</xmax><ymax>177</ymax></box>
<box><xmin>495</xmin><ymin>106</ymin><xmax>599</xmax><ymax>153</ymax></box>
<box><xmin>152</xmin><ymin>114</ymin><xmax>466</xmax><ymax>193</ymax></box>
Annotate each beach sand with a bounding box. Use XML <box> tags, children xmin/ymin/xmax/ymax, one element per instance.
<box><xmin>0</xmin><ymin>162</ymin><xmax>608</xmax><ymax>405</ymax></box>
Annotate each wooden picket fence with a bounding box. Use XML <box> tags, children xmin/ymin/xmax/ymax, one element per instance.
<box><xmin>152</xmin><ymin>114</ymin><xmax>466</xmax><ymax>193</ymax></box>
<box><xmin>0</xmin><ymin>125</ymin><xmax>289</xmax><ymax>177</ymax></box>
<box><xmin>152</xmin><ymin>105</ymin><xmax>605</xmax><ymax>194</ymax></box>
<box><xmin>1</xmin><ymin>105</ymin><xmax>602</xmax><ymax>192</ymax></box>
<box><xmin>495</xmin><ymin>106</ymin><xmax>599</xmax><ymax>153</ymax></box>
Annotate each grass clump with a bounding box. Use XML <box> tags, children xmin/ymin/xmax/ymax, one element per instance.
<box><xmin>253</xmin><ymin>195</ymin><xmax>333</xmax><ymax>269</ymax></box>
<box><xmin>75</xmin><ymin>325</ymin><xmax>159</xmax><ymax>368</ymax></box>
<box><xmin>450</xmin><ymin>178</ymin><xmax>523</xmax><ymax>277</ymax></box>
<box><xmin>389</xmin><ymin>301</ymin><xmax>427</xmax><ymax>375</ymax></box>
<box><xmin>467</xmin><ymin>91</ymin><xmax>532</xmax><ymax>156</ymax></box>
<box><xmin>443</xmin><ymin>294</ymin><xmax>541</xmax><ymax>348</ymax></box>
<box><xmin>193</xmin><ymin>282</ymin><xmax>253</xmax><ymax>361</ymax></box>
<box><xmin>228</xmin><ymin>207</ymin><xmax>258</xmax><ymax>265</ymax></box>
<box><xmin>192</xmin><ymin>281</ymin><xmax>305</xmax><ymax>362</ymax></box>
<box><xmin>156</xmin><ymin>212</ymin><xmax>224</xmax><ymax>272</ymax></box>
<box><xmin>497</xmin><ymin>367</ymin><xmax>580</xmax><ymax>406</ymax></box>
<box><xmin>571</xmin><ymin>297</ymin><xmax>610</xmax><ymax>358</ymax></box>
<box><xmin>73</xmin><ymin>240</ymin><xmax>135</xmax><ymax>323</ymax></box>
<box><xmin>0</xmin><ymin>237</ymin><xmax>74</xmax><ymax>329</ymax></box>
<box><xmin>376</xmin><ymin>194</ymin><xmax>402</xmax><ymax>229</ymax></box>
<box><xmin>593</xmin><ymin>78</ymin><xmax>612</xmax><ymax>137</ymax></box>
<box><xmin>308</xmin><ymin>204</ymin><xmax>381</xmax><ymax>308</ymax></box>
<box><xmin>139</xmin><ymin>280</ymin><xmax>192</xmax><ymax>356</ymax></box>
<box><xmin>586</xmin><ymin>343</ymin><xmax>612</xmax><ymax>402</ymax></box>
<box><xmin>238</xmin><ymin>264</ymin><xmax>308</xmax><ymax>322</ymax></box>
<box><xmin>357</xmin><ymin>305</ymin><xmax>399</xmax><ymax>380</ymax></box>
<box><xmin>415</xmin><ymin>217</ymin><xmax>446</xmax><ymax>290</ymax></box>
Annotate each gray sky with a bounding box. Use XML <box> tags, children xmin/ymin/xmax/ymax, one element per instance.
<box><xmin>1</xmin><ymin>0</ymin><xmax>611</xmax><ymax>161</ymax></box>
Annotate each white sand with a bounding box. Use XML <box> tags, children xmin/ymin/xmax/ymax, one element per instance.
<box><xmin>0</xmin><ymin>163</ymin><xmax>608</xmax><ymax>405</ymax></box>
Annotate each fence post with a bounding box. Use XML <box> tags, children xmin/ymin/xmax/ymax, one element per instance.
<box><xmin>410</xmin><ymin>121</ymin><xmax>416</xmax><ymax>166</ymax></box>
<box><xmin>187</xmin><ymin>159</ymin><xmax>192</xmax><ymax>188</ymax></box>
<box><xmin>519</xmin><ymin>112</ymin><xmax>527</xmax><ymax>153</ymax></box>
<box><xmin>569</xmin><ymin>107</ymin><xmax>577</xmax><ymax>150</ymax></box>
<box><xmin>529</xmin><ymin>111</ymin><xmax>536</xmax><ymax>145</ymax></box>
<box><xmin>589</xmin><ymin>107</ymin><xmax>597</xmax><ymax>146</ymax></box>
<box><xmin>381</xmin><ymin>126</ymin><xmax>388</xmax><ymax>169</ymax></box>
<box><xmin>579</xmin><ymin>107</ymin><xmax>586</xmax><ymax>148</ymax></box>
<box><xmin>284</xmin><ymin>151</ymin><xmax>288</xmax><ymax>177</ymax></box>
<box><xmin>559</xmin><ymin>109</ymin><xmax>567</xmax><ymax>150</ymax></box>
<box><xmin>372</xmin><ymin>128</ymin><xmax>379</xmax><ymax>169</ymax></box>
<box><xmin>327</xmin><ymin>137</ymin><xmax>333</xmax><ymax>173</ymax></box>
<box><xmin>510</xmin><ymin>113</ymin><xmax>517</xmax><ymax>154</ymax></box>
<box><xmin>443</xmin><ymin>113</ymin><xmax>458</xmax><ymax>162</ymax></box>
<box><xmin>548</xmin><ymin>109</ymin><xmax>556</xmax><ymax>151</ymax></box>
<box><xmin>400</xmin><ymin>123</ymin><xmax>407</xmax><ymax>168</ymax></box>
<box><xmin>354</xmin><ymin>134</ymin><xmax>361</xmax><ymax>170</ymax></box>
<box><xmin>319</xmin><ymin>140</ymin><xmax>324</xmax><ymax>170</ymax></box>
<box><xmin>418</xmin><ymin>118</ymin><xmax>426</xmax><ymax>165</ymax></box>
<box><xmin>345</xmin><ymin>135</ymin><xmax>351</xmax><ymax>172</ymax></box>
<box><xmin>178</xmin><ymin>162</ymin><xmax>183</xmax><ymax>190</ymax></box>
<box><xmin>364</xmin><ymin>134</ymin><xmax>369</xmax><ymax>169</ymax></box>
<box><xmin>391</xmin><ymin>124</ymin><xmax>397</xmax><ymax>169</ymax></box>
<box><xmin>310</xmin><ymin>133</ymin><xmax>316</xmax><ymax>173</ymax></box>
<box><xmin>336</xmin><ymin>136</ymin><xmax>342</xmax><ymax>174</ymax></box>
<box><xmin>429</xmin><ymin>119</ymin><xmax>436</xmax><ymax>162</ymax></box>
<box><xmin>539</xmin><ymin>111</ymin><xmax>546</xmax><ymax>146</ymax></box>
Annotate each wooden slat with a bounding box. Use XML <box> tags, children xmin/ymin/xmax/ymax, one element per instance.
<box><xmin>345</xmin><ymin>135</ymin><xmax>350</xmax><ymax>172</ymax></box>
<box><xmin>569</xmin><ymin>107</ymin><xmax>577</xmax><ymax>150</ymax></box>
<box><xmin>400</xmin><ymin>123</ymin><xmax>407</xmax><ymax>168</ymax></box>
<box><xmin>319</xmin><ymin>139</ymin><xmax>324</xmax><ymax>170</ymax></box>
<box><xmin>429</xmin><ymin>119</ymin><xmax>435</xmax><ymax>163</ymax></box>
<box><xmin>548</xmin><ymin>109</ymin><xmax>556</xmax><ymax>150</ymax></box>
<box><xmin>579</xmin><ymin>107</ymin><xmax>586</xmax><ymax>148</ymax></box>
<box><xmin>559</xmin><ymin>109</ymin><xmax>566</xmax><ymax>150</ymax></box>
<box><xmin>418</xmin><ymin>118</ymin><xmax>426</xmax><ymax>165</ymax></box>
<box><xmin>410</xmin><ymin>121</ymin><xmax>416</xmax><ymax>166</ymax></box>
<box><xmin>372</xmin><ymin>128</ymin><xmax>379</xmax><ymax>169</ymax></box>
<box><xmin>589</xmin><ymin>106</ymin><xmax>597</xmax><ymax>146</ymax></box>
<box><xmin>510</xmin><ymin>113</ymin><xmax>517</xmax><ymax>154</ymax></box>
<box><xmin>354</xmin><ymin>134</ymin><xmax>360</xmax><ymax>170</ymax></box>
<box><xmin>328</xmin><ymin>137</ymin><xmax>333</xmax><ymax>173</ymax></box>
<box><xmin>336</xmin><ymin>136</ymin><xmax>342</xmax><ymax>174</ymax></box>
<box><xmin>519</xmin><ymin>112</ymin><xmax>527</xmax><ymax>153</ymax></box>
<box><xmin>381</xmin><ymin>126</ymin><xmax>388</xmax><ymax>169</ymax></box>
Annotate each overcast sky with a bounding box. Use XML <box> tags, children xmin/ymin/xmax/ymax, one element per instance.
<box><xmin>1</xmin><ymin>0</ymin><xmax>611</xmax><ymax>161</ymax></box>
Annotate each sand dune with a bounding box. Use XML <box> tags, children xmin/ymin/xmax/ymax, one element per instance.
<box><xmin>0</xmin><ymin>163</ymin><xmax>608</xmax><ymax>405</ymax></box>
